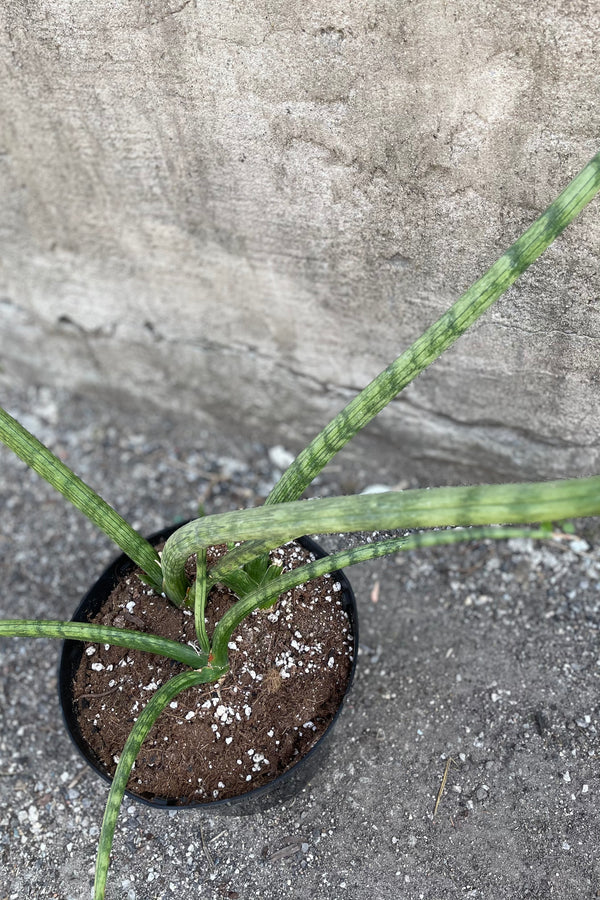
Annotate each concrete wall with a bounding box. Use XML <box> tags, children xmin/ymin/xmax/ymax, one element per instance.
<box><xmin>1</xmin><ymin>1</ymin><xmax>599</xmax><ymax>486</ymax></box>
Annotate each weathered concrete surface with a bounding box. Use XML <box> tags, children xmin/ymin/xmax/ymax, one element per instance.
<box><xmin>1</xmin><ymin>1</ymin><xmax>599</xmax><ymax>485</ymax></box>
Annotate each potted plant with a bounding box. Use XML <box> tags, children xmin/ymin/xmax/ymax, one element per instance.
<box><xmin>1</xmin><ymin>150</ymin><xmax>600</xmax><ymax>899</ymax></box>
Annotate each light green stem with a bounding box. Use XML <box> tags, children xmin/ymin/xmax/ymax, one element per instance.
<box><xmin>0</xmin><ymin>620</ymin><xmax>208</xmax><ymax>668</ymax></box>
<box><xmin>162</xmin><ymin>475</ymin><xmax>600</xmax><ymax>604</ymax></box>
<box><xmin>94</xmin><ymin>667</ymin><xmax>223</xmax><ymax>900</ymax></box>
<box><xmin>210</xmin><ymin>524</ymin><xmax>551</xmax><ymax>666</ymax></box>
<box><xmin>0</xmin><ymin>407</ymin><xmax>163</xmax><ymax>589</ymax></box>
<box><xmin>194</xmin><ymin>548</ymin><xmax>210</xmax><ymax>654</ymax></box>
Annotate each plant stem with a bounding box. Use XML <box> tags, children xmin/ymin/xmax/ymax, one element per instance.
<box><xmin>0</xmin><ymin>620</ymin><xmax>208</xmax><ymax>668</ymax></box>
<box><xmin>209</xmin><ymin>150</ymin><xmax>600</xmax><ymax>580</ymax></box>
<box><xmin>161</xmin><ymin>475</ymin><xmax>600</xmax><ymax>604</ymax></box>
<box><xmin>94</xmin><ymin>667</ymin><xmax>222</xmax><ymax>900</ymax></box>
<box><xmin>0</xmin><ymin>407</ymin><xmax>163</xmax><ymax>589</ymax></box>
<box><xmin>210</xmin><ymin>524</ymin><xmax>551</xmax><ymax>666</ymax></box>
<box><xmin>194</xmin><ymin>548</ymin><xmax>211</xmax><ymax>654</ymax></box>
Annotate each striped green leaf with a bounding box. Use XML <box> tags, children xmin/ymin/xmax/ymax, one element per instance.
<box><xmin>162</xmin><ymin>475</ymin><xmax>600</xmax><ymax>604</ymax></box>
<box><xmin>209</xmin><ymin>524</ymin><xmax>553</xmax><ymax>667</ymax></box>
<box><xmin>0</xmin><ymin>407</ymin><xmax>162</xmax><ymax>589</ymax></box>
<box><xmin>193</xmin><ymin>548</ymin><xmax>210</xmax><ymax>654</ymax></box>
<box><xmin>209</xmin><ymin>150</ymin><xmax>600</xmax><ymax>581</ymax></box>
<box><xmin>0</xmin><ymin>620</ymin><xmax>208</xmax><ymax>668</ymax></box>
<box><xmin>94</xmin><ymin>666</ymin><xmax>224</xmax><ymax>900</ymax></box>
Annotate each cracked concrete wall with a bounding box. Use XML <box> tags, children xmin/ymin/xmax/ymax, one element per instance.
<box><xmin>1</xmin><ymin>1</ymin><xmax>599</xmax><ymax>486</ymax></box>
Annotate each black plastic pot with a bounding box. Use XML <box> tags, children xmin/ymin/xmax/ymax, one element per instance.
<box><xmin>59</xmin><ymin>525</ymin><xmax>358</xmax><ymax>814</ymax></box>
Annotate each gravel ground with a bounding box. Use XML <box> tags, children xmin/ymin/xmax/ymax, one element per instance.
<box><xmin>1</xmin><ymin>380</ymin><xmax>600</xmax><ymax>900</ymax></box>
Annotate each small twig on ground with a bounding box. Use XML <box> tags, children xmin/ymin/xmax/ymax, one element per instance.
<box><xmin>76</xmin><ymin>685</ymin><xmax>120</xmax><ymax>701</ymax></box>
<box><xmin>200</xmin><ymin>824</ymin><xmax>214</xmax><ymax>870</ymax></box>
<box><xmin>433</xmin><ymin>756</ymin><xmax>458</xmax><ymax>819</ymax></box>
<box><xmin>67</xmin><ymin>769</ymin><xmax>87</xmax><ymax>790</ymax></box>
<box><xmin>209</xmin><ymin>829</ymin><xmax>228</xmax><ymax>844</ymax></box>
<box><xmin>268</xmin><ymin>838</ymin><xmax>305</xmax><ymax>861</ymax></box>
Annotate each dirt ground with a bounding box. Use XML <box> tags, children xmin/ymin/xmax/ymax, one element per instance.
<box><xmin>1</xmin><ymin>381</ymin><xmax>599</xmax><ymax>899</ymax></box>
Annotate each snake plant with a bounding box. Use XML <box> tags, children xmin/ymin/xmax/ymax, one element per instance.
<box><xmin>1</xmin><ymin>150</ymin><xmax>599</xmax><ymax>899</ymax></box>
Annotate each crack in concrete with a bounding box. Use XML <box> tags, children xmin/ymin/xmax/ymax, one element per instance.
<box><xmin>7</xmin><ymin>310</ymin><xmax>599</xmax><ymax>454</ymax></box>
<box><xmin>394</xmin><ymin>393</ymin><xmax>600</xmax><ymax>449</ymax></box>
<box><xmin>165</xmin><ymin>0</ymin><xmax>194</xmax><ymax>17</ymax></box>
<box><xmin>140</xmin><ymin>0</ymin><xmax>195</xmax><ymax>27</ymax></box>
<box><xmin>0</xmin><ymin>297</ymin><xmax>29</xmax><ymax>321</ymax></box>
<box><xmin>492</xmin><ymin>322</ymin><xmax>600</xmax><ymax>341</ymax></box>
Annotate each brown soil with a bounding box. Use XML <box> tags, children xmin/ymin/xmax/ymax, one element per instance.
<box><xmin>71</xmin><ymin>542</ymin><xmax>354</xmax><ymax>805</ymax></box>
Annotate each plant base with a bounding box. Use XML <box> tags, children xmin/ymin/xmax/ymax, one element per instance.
<box><xmin>59</xmin><ymin>531</ymin><xmax>357</xmax><ymax>811</ymax></box>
